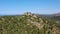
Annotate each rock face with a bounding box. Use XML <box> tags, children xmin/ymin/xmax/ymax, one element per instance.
<box><xmin>0</xmin><ymin>12</ymin><xmax>60</xmax><ymax>34</ymax></box>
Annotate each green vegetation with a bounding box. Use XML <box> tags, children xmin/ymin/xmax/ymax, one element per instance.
<box><xmin>0</xmin><ymin>13</ymin><xmax>60</xmax><ymax>34</ymax></box>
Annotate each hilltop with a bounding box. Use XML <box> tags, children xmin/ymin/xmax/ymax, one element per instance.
<box><xmin>0</xmin><ymin>12</ymin><xmax>60</xmax><ymax>34</ymax></box>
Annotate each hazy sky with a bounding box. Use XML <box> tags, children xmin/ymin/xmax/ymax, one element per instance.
<box><xmin>0</xmin><ymin>0</ymin><xmax>60</xmax><ymax>15</ymax></box>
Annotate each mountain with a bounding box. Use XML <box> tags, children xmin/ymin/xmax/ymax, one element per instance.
<box><xmin>35</xmin><ymin>13</ymin><xmax>60</xmax><ymax>21</ymax></box>
<box><xmin>0</xmin><ymin>12</ymin><xmax>60</xmax><ymax>34</ymax></box>
<box><xmin>47</xmin><ymin>13</ymin><xmax>60</xmax><ymax>21</ymax></box>
<box><xmin>54</xmin><ymin>13</ymin><xmax>60</xmax><ymax>16</ymax></box>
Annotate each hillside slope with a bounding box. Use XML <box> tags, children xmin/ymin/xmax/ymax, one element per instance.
<box><xmin>0</xmin><ymin>12</ymin><xmax>60</xmax><ymax>34</ymax></box>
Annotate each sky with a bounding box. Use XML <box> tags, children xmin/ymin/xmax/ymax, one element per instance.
<box><xmin>0</xmin><ymin>0</ymin><xmax>60</xmax><ymax>15</ymax></box>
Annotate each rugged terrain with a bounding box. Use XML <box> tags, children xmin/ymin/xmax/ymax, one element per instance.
<box><xmin>0</xmin><ymin>12</ymin><xmax>60</xmax><ymax>34</ymax></box>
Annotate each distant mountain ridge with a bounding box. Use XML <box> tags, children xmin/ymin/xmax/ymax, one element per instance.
<box><xmin>54</xmin><ymin>13</ymin><xmax>60</xmax><ymax>16</ymax></box>
<box><xmin>0</xmin><ymin>12</ymin><xmax>60</xmax><ymax>21</ymax></box>
<box><xmin>31</xmin><ymin>12</ymin><xmax>60</xmax><ymax>21</ymax></box>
